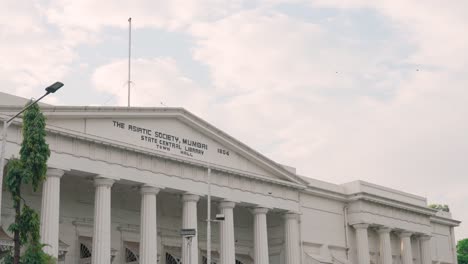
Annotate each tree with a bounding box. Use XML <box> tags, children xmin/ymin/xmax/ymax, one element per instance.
<box><xmin>3</xmin><ymin>101</ymin><xmax>53</xmax><ymax>263</ymax></box>
<box><xmin>428</xmin><ymin>204</ymin><xmax>450</xmax><ymax>212</ymax></box>
<box><xmin>458</xmin><ymin>239</ymin><xmax>468</xmax><ymax>264</ymax></box>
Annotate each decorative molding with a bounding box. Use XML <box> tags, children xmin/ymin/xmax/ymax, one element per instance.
<box><xmin>9</xmin><ymin>125</ymin><xmax>303</xmax><ymax>204</ymax></box>
<box><xmin>348</xmin><ymin>192</ymin><xmax>436</xmax><ymax>216</ymax></box>
<box><xmin>0</xmin><ymin>110</ymin><xmax>308</xmax><ymax>188</ymax></box>
<box><xmin>430</xmin><ymin>215</ymin><xmax>461</xmax><ymax>227</ymax></box>
<box><xmin>117</xmin><ymin>224</ymin><xmax>140</xmax><ymax>233</ymax></box>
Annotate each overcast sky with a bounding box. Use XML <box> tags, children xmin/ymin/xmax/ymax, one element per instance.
<box><xmin>1</xmin><ymin>0</ymin><xmax>467</xmax><ymax>239</ymax></box>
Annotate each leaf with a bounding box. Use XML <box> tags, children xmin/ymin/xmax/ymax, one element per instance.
<box><xmin>3</xmin><ymin>102</ymin><xmax>53</xmax><ymax>263</ymax></box>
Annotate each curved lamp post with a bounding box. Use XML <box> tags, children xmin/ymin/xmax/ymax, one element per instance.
<box><xmin>0</xmin><ymin>82</ymin><xmax>64</xmax><ymax>226</ymax></box>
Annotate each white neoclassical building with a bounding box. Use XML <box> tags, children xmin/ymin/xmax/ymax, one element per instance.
<box><xmin>0</xmin><ymin>92</ymin><xmax>460</xmax><ymax>264</ymax></box>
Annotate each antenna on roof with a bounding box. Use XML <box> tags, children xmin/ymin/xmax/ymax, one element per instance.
<box><xmin>127</xmin><ymin>17</ymin><xmax>132</xmax><ymax>107</ymax></box>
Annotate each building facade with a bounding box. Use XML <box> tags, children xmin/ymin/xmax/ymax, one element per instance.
<box><xmin>0</xmin><ymin>92</ymin><xmax>460</xmax><ymax>264</ymax></box>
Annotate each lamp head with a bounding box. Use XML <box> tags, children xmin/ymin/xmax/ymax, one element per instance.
<box><xmin>45</xmin><ymin>82</ymin><xmax>64</xmax><ymax>94</ymax></box>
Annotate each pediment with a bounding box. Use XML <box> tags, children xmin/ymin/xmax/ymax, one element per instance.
<box><xmin>34</xmin><ymin>106</ymin><xmax>307</xmax><ymax>186</ymax></box>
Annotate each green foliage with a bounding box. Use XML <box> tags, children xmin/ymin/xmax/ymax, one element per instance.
<box><xmin>5</xmin><ymin>159</ymin><xmax>22</xmax><ymax>206</ymax></box>
<box><xmin>2</xmin><ymin>253</ymin><xmax>13</xmax><ymax>264</ymax></box>
<box><xmin>0</xmin><ymin>245</ymin><xmax>55</xmax><ymax>264</ymax></box>
<box><xmin>428</xmin><ymin>204</ymin><xmax>450</xmax><ymax>212</ymax></box>
<box><xmin>18</xmin><ymin>103</ymin><xmax>50</xmax><ymax>191</ymax></box>
<box><xmin>2</xmin><ymin>101</ymin><xmax>52</xmax><ymax>263</ymax></box>
<box><xmin>18</xmin><ymin>206</ymin><xmax>41</xmax><ymax>245</ymax></box>
<box><xmin>20</xmin><ymin>245</ymin><xmax>55</xmax><ymax>264</ymax></box>
<box><xmin>459</xmin><ymin>238</ymin><xmax>468</xmax><ymax>264</ymax></box>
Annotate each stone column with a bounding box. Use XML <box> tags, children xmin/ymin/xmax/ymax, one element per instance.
<box><xmin>353</xmin><ymin>224</ymin><xmax>370</xmax><ymax>264</ymax></box>
<box><xmin>252</xmin><ymin>207</ymin><xmax>269</xmax><ymax>264</ymax></box>
<box><xmin>219</xmin><ymin>201</ymin><xmax>236</xmax><ymax>264</ymax></box>
<box><xmin>284</xmin><ymin>213</ymin><xmax>300</xmax><ymax>264</ymax></box>
<box><xmin>91</xmin><ymin>177</ymin><xmax>114</xmax><ymax>264</ymax></box>
<box><xmin>182</xmin><ymin>194</ymin><xmax>200</xmax><ymax>264</ymax></box>
<box><xmin>377</xmin><ymin>227</ymin><xmax>393</xmax><ymax>264</ymax></box>
<box><xmin>139</xmin><ymin>185</ymin><xmax>160</xmax><ymax>264</ymax></box>
<box><xmin>40</xmin><ymin>168</ymin><xmax>65</xmax><ymax>258</ymax></box>
<box><xmin>450</xmin><ymin>227</ymin><xmax>458</xmax><ymax>264</ymax></box>
<box><xmin>420</xmin><ymin>235</ymin><xmax>432</xmax><ymax>264</ymax></box>
<box><xmin>400</xmin><ymin>232</ymin><xmax>413</xmax><ymax>264</ymax></box>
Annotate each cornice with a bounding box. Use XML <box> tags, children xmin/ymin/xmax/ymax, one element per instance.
<box><xmin>0</xmin><ymin>115</ymin><xmax>306</xmax><ymax>190</ymax></box>
<box><xmin>117</xmin><ymin>224</ymin><xmax>140</xmax><ymax>233</ymax></box>
<box><xmin>0</xmin><ymin>107</ymin><xmax>309</xmax><ymax>187</ymax></box>
<box><xmin>430</xmin><ymin>215</ymin><xmax>461</xmax><ymax>227</ymax></box>
<box><xmin>302</xmin><ymin>185</ymin><xmax>348</xmax><ymax>202</ymax></box>
<box><xmin>348</xmin><ymin>192</ymin><xmax>437</xmax><ymax>216</ymax></box>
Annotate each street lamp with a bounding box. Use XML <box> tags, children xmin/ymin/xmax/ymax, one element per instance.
<box><xmin>0</xmin><ymin>82</ymin><xmax>64</xmax><ymax>226</ymax></box>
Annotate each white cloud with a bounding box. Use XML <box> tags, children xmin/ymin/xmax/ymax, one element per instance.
<box><xmin>191</xmin><ymin>10</ymin><xmax>345</xmax><ymax>94</ymax></box>
<box><xmin>188</xmin><ymin>8</ymin><xmax>401</xmax><ymax>147</ymax></box>
<box><xmin>0</xmin><ymin>0</ymin><xmax>75</xmax><ymax>98</ymax></box>
<box><xmin>310</xmin><ymin>0</ymin><xmax>468</xmax><ymax>69</ymax></box>
<box><xmin>92</xmin><ymin>57</ymin><xmax>212</xmax><ymax>115</ymax></box>
<box><xmin>2</xmin><ymin>0</ymin><xmax>467</xmax><ymax>239</ymax></box>
<box><xmin>46</xmin><ymin>0</ymin><xmax>246</xmax><ymax>32</ymax></box>
<box><xmin>187</xmin><ymin>4</ymin><xmax>468</xmax><ymax>238</ymax></box>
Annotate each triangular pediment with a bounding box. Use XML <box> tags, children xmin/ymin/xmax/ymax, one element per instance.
<box><xmin>0</xmin><ymin>105</ymin><xmax>307</xmax><ymax>186</ymax></box>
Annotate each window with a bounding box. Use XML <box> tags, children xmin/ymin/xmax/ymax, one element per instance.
<box><xmin>80</xmin><ymin>243</ymin><xmax>92</xmax><ymax>259</ymax></box>
<box><xmin>78</xmin><ymin>236</ymin><xmax>93</xmax><ymax>264</ymax></box>
<box><xmin>125</xmin><ymin>247</ymin><xmax>139</xmax><ymax>263</ymax></box>
<box><xmin>166</xmin><ymin>252</ymin><xmax>182</xmax><ymax>264</ymax></box>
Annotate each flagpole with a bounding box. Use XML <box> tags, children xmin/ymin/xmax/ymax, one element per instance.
<box><xmin>127</xmin><ymin>17</ymin><xmax>132</xmax><ymax>107</ymax></box>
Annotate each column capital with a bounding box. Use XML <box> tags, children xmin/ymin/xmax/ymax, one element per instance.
<box><xmin>399</xmin><ymin>231</ymin><xmax>413</xmax><ymax>238</ymax></box>
<box><xmin>251</xmin><ymin>207</ymin><xmax>269</xmax><ymax>215</ymax></box>
<box><xmin>182</xmin><ymin>193</ymin><xmax>200</xmax><ymax>202</ymax></box>
<box><xmin>377</xmin><ymin>227</ymin><xmax>392</xmax><ymax>234</ymax></box>
<box><xmin>419</xmin><ymin>234</ymin><xmax>432</xmax><ymax>241</ymax></box>
<box><xmin>283</xmin><ymin>212</ymin><xmax>300</xmax><ymax>220</ymax></box>
<box><xmin>94</xmin><ymin>177</ymin><xmax>115</xmax><ymax>187</ymax></box>
<box><xmin>218</xmin><ymin>200</ymin><xmax>236</xmax><ymax>209</ymax></box>
<box><xmin>46</xmin><ymin>168</ymin><xmax>65</xmax><ymax>178</ymax></box>
<box><xmin>140</xmin><ymin>185</ymin><xmax>160</xmax><ymax>195</ymax></box>
<box><xmin>352</xmin><ymin>223</ymin><xmax>369</xmax><ymax>230</ymax></box>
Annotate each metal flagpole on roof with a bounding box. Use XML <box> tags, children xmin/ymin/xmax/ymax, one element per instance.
<box><xmin>127</xmin><ymin>17</ymin><xmax>132</xmax><ymax>107</ymax></box>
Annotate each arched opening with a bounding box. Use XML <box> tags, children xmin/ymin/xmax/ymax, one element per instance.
<box><xmin>166</xmin><ymin>252</ymin><xmax>182</xmax><ymax>264</ymax></box>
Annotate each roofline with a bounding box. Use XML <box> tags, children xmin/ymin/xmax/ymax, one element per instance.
<box><xmin>430</xmin><ymin>215</ymin><xmax>461</xmax><ymax>226</ymax></box>
<box><xmin>343</xmin><ymin>180</ymin><xmax>427</xmax><ymax>201</ymax></box>
<box><xmin>0</xmin><ymin>105</ymin><xmax>309</xmax><ymax>186</ymax></box>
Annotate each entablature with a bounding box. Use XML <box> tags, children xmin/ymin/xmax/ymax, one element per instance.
<box><xmin>430</xmin><ymin>215</ymin><xmax>461</xmax><ymax>227</ymax></box>
<box><xmin>347</xmin><ymin>199</ymin><xmax>433</xmax><ymax>234</ymax></box>
<box><xmin>0</xmin><ymin>106</ymin><xmax>309</xmax><ymax>187</ymax></box>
